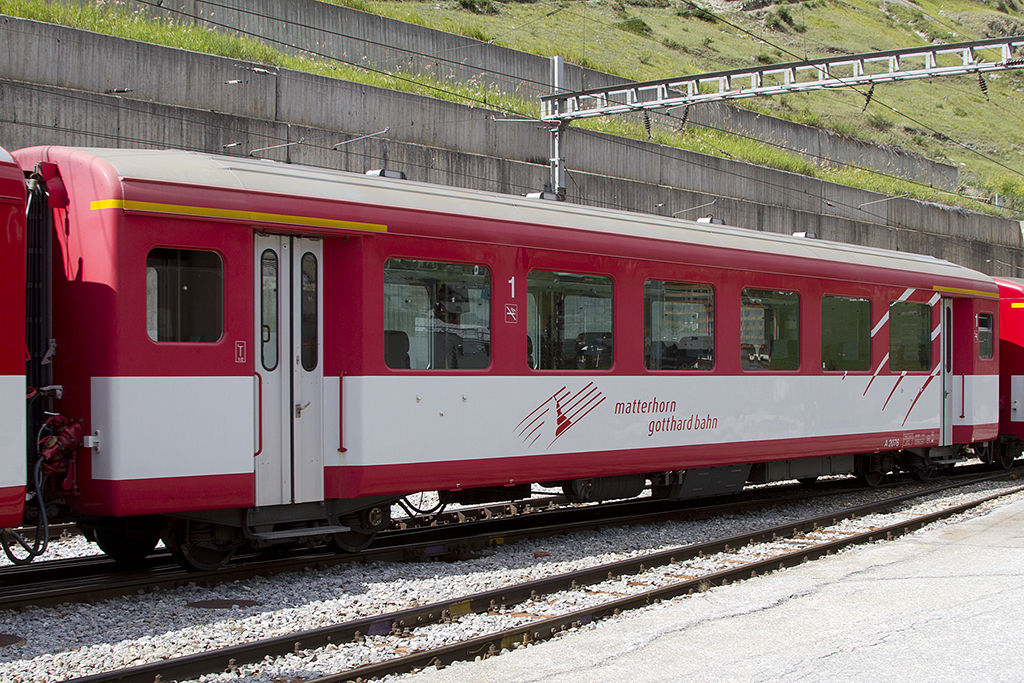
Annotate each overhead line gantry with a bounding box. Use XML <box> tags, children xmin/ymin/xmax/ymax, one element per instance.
<box><xmin>540</xmin><ymin>37</ymin><xmax>1024</xmax><ymax>198</ymax></box>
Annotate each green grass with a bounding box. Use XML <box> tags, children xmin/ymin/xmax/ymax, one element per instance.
<box><xmin>316</xmin><ymin>0</ymin><xmax>1024</xmax><ymax>215</ymax></box>
<box><xmin>3</xmin><ymin>0</ymin><xmax>1024</xmax><ymax>215</ymax></box>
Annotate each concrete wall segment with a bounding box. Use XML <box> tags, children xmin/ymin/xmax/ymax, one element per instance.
<box><xmin>131</xmin><ymin>0</ymin><xmax>957</xmax><ymax>189</ymax></box>
<box><xmin>146</xmin><ymin>0</ymin><xmax>625</xmax><ymax>96</ymax></box>
<box><xmin>0</xmin><ymin>16</ymin><xmax>279</xmax><ymax>119</ymax></box>
<box><xmin>689</xmin><ymin>103</ymin><xmax>958</xmax><ymax>191</ymax></box>
<box><xmin>0</xmin><ymin>15</ymin><xmax>1019</xmax><ymax>274</ymax></box>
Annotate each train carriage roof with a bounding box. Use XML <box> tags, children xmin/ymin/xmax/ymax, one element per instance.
<box><xmin>20</xmin><ymin>146</ymin><xmax>996</xmax><ymax>291</ymax></box>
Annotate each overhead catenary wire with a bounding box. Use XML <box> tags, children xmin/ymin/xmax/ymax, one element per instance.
<box><xmin>0</xmin><ymin>78</ymin><xmax>987</xmax><ymax>248</ymax></box>
<box><xmin>0</xmin><ymin>70</ymin><xmax>995</xmax><ymax>231</ymax></box>
<box><xmin>119</xmin><ymin>1</ymin><xmax>1024</xmax><ymax>191</ymax></box>
<box><xmin>133</xmin><ymin>0</ymin><xmax>557</xmax><ymax>99</ymax></box>
<box><xmin>0</xmin><ymin>5</ymin><xmax>1017</xmax><ymax>218</ymax></box>
<box><xmin>667</xmin><ymin>0</ymin><xmax>1024</xmax><ymax>181</ymax></box>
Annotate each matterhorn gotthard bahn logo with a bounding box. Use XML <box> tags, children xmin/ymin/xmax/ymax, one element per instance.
<box><xmin>515</xmin><ymin>384</ymin><xmax>720</xmax><ymax>450</ymax></box>
<box><xmin>515</xmin><ymin>383</ymin><xmax>606</xmax><ymax>449</ymax></box>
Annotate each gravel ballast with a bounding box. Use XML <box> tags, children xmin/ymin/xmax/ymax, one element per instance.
<box><xmin>1</xmin><ymin>479</ymin><xmax>1021</xmax><ymax>682</ymax></box>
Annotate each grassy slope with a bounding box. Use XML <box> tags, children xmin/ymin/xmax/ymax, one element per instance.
<box><xmin>2</xmin><ymin>0</ymin><xmax>1023</xmax><ymax>214</ymax></box>
<box><xmin>328</xmin><ymin>0</ymin><xmax>1024</xmax><ymax>214</ymax></box>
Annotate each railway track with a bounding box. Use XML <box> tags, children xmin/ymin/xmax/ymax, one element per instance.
<box><xmin>46</xmin><ymin>472</ymin><xmax>1022</xmax><ymax>683</ymax></box>
<box><xmin>0</xmin><ymin>473</ymin><xmax>951</xmax><ymax>611</ymax></box>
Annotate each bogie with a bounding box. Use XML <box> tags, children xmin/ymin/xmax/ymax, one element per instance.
<box><xmin>162</xmin><ymin>520</ymin><xmax>242</xmax><ymax>573</ymax></box>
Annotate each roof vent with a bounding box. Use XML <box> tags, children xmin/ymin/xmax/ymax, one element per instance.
<box><xmin>525</xmin><ymin>190</ymin><xmax>563</xmax><ymax>201</ymax></box>
<box><xmin>792</xmin><ymin>231</ymin><xmax>819</xmax><ymax>239</ymax></box>
<box><xmin>365</xmin><ymin>169</ymin><xmax>407</xmax><ymax>179</ymax></box>
<box><xmin>696</xmin><ymin>215</ymin><xmax>725</xmax><ymax>225</ymax></box>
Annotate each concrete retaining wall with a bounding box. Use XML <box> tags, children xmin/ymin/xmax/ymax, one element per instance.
<box><xmin>128</xmin><ymin>0</ymin><xmax>958</xmax><ymax>190</ymax></box>
<box><xmin>0</xmin><ymin>15</ymin><xmax>1019</xmax><ymax>273</ymax></box>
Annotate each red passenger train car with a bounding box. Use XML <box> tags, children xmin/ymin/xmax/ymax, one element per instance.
<box><xmin>994</xmin><ymin>277</ymin><xmax>1024</xmax><ymax>461</ymax></box>
<box><xmin>0</xmin><ymin>146</ymin><xmax>1006</xmax><ymax>569</ymax></box>
<box><xmin>0</xmin><ymin>147</ymin><xmax>26</xmax><ymax>530</ymax></box>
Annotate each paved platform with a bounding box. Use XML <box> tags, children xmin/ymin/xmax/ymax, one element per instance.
<box><xmin>406</xmin><ymin>495</ymin><xmax>1024</xmax><ymax>682</ymax></box>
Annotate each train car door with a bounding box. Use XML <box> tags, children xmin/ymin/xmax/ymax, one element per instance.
<box><xmin>254</xmin><ymin>235</ymin><xmax>325</xmax><ymax>506</ymax></box>
<box><xmin>941</xmin><ymin>298</ymin><xmax>954</xmax><ymax>446</ymax></box>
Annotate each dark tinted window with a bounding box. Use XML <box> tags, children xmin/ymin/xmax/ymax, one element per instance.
<box><xmin>979</xmin><ymin>312</ymin><xmax>994</xmax><ymax>360</ymax></box>
<box><xmin>146</xmin><ymin>248</ymin><xmax>223</xmax><ymax>342</ymax></box>
<box><xmin>644</xmin><ymin>281</ymin><xmax>714</xmax><ymax>370</ymax></box>
<box><xmin>527</xmin><ymin>271</ymin><xmax>613</xmax><ymax>370</ymax></box>
<box><xmin>384</xmin><ymin>259</ymin><xmax>491</xmax><ymax>370</ymax></box>
<box><xmin>822</xmin><ymin>296</ymin><xmax>870</xmax><ymax>371</ymax></box>
<box><xmin>741</xmin><ymin>289</ymin><xmax>799</xmax><ymax>371</ymax></box>
<box><xmin>889</xmin><ymin>301</ymin><xmax>931</xmax><ymax>371</ymax></box>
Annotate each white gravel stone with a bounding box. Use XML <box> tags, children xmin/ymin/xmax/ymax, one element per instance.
<box><xmin>0</xmin><ymin>479</ymin><xmax>1020</xmax><ymax>683</ymax></box>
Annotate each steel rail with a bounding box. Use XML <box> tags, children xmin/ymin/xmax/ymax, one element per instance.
<box><xmin>0</xmin><ymin>479</ymin><xmax>865</xmax><ymax>610</ymax></box>
<box><xmin>312</xmin><ymin>481</ymin><xmax>1024</xmax><ymax>683</ymax></box>
<box><xmin>0</xmin><ymin>468</ymin><xmax>1003</xmax><ymax>610</ymax></box>
<box><xmin>60</xmin><ymin>473</ymin><xmax>1022</xmax><ymax>683</ymax></box>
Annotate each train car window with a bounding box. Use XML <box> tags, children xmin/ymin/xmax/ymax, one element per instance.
<box><xmin>979</xmin><ymin>312</ymin><xmax>994</xmax><ymax>360</ymax></box>
<box><xmin>300</xmin><ymin>252</ymin><xmax>318</xmax><ymax>371</ymax></box>
<box><xmin>146</xmin><ymin>248</ymin><xmax>223</xmax><ymax>342</ymax></box>
<box><xmin>889</xmin><ymin>301</ymin><xmax>931</xmax><ymax>371</ymax></box>
<box><xmin>383</xmin><ymin>259</ymin><xmax>491</xmax><ymax>370</ymax></box>
<box><xmin>261</xmin><ymin>250</ymin><xmax>279</xmax><ymax>371</ymax></box>
<box><xmin>821</xmin><ymin>296</ymin><xmax>870</xmax><ymax>372</ymax></box>
<box><xmin>644</xmin><ymin>281</ymin><xmax>714</xmax><ymax>370</ymax></box>
<box><xmin>740</xmin><ymin>289</ymin><xmax>799</xmax><ymax>371</ymax></box>
<box><xmin>527</xmin><ymin>271</ymin><xmax>613</xmax><ymax>370</ymax></box>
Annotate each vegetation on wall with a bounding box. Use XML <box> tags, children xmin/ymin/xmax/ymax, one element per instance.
<box><xmin>2</xmin><ymin>0</ymin><xmax>1023</xmax><ymax>216</ymax></box>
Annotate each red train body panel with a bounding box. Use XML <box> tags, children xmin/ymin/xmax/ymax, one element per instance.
<box><xmin>995</xmin><ymin>277</ymin><xmax>1024</xmax><ymax>443</ymax></box>
<box><xmin>0</xmin><ymin>146</ymin><xmax>26</xmax><ymax>529</ymax></box>
<box><xmin>0</xmin><ymin>145</ymin><xmax>1008</xmax><ymax>567</ymax></box>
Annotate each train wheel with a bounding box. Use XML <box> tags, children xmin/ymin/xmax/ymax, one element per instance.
<box><xmin>975</xmin><ymin>441</ymin><xmax>994</xmax><ymax>466</ymax></box>
<box><xmin>997</xmin><ymin>443</ymin><xmax>1016</xmax><ymax>470</ymax></box>
<box><xmin>162</xmin><ymin>520</ymin><xmax>238</xmax><ymax>572</ymax></box>
<box><xmin>330</xmin><ymin>529</ymin><xmax>377</xmax><ymax>553</ymax></box>
<box><xmin>911</xmin><ymin>467</ymin><xmax>938</xmax><ymax>482</ymax></box>
<box><xmin>93</xmin><ymin>527</ymin><xmax>160</xmax><ymax>566</ymax></box>
<box><xmin>860</xmin><ymin>469</ymin><xmax>884</xmax><ymax>486</ymax></box>
<box><xmin>857</xmin><ymin>454</ymin><xmax>886</xmax><ymax>487</ymax></box>
<box><xmin>330</xmin><ymin>505</ymin><xmax>389</xmax><ymax>553</ymax></box>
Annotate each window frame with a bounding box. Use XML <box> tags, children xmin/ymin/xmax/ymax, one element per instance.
<box><xmin>383</xmin><ymin>257</ymin><xmax>493</xmax><ymax>371</ymax></box>
<box><xmin>526</xmin><ymin>269</ymin><xmax>614</xmax><ymax>371</ymax></box>
<box><xmin>820</xmin><ymin>295</ymin><xmax>871</xmax><ymax>373</ymax></box>
<box><xmin>888</xmin><ymin>300</ymin><xmax>932</xmax><ymax>372</ymax></box>
<box><xmin>740</xmin><ymin>288</ymin><xmax>801</xmax><ymax>372</ymax></box>
<box><xmin>643</xmin><ymin>279</ymin><xmax>715</xmax><ymax>371</ymax></box>
<box><xmin>978</xmin><ymin>311</ymin><xmax>995</xmax><ymax>361</ymax></box>
<box><xmin>145</xmin><ymin>246</ymin><xmax>224</xmax><ymax>344</ymax></box>
<box><xmin>260</xmin><ymin>248</ymin><xmax>279</xmax><ymax>371</ymax></box>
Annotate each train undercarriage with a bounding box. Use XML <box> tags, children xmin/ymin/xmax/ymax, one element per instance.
<box><xmin>3</xmin><ymin>440</ymin><xmax>1017</xmax><ymax>571</ymax></box>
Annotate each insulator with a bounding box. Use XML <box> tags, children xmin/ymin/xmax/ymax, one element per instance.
<box><xmin>979</xmin><ymin>72</ymin><xmax>989</xmax><ymax>101</ymax></box>
<box><xmin>643</xmin><ymin>111</ymin><xmax>651</xmax><ymax>139</ymax></box>
<box><xmin>679</xmin><ymin>105</ymin><xmax>690</xmax><ymax>130</ymax></box>
<box><xmin>862</xmin><ymin>83</ymin><xmax>875</xmax><ymax>112</ymax></box>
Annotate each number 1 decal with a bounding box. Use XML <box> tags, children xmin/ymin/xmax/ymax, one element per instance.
<box><xmin>505</xmin><ymin>276</ymin><xmax>518</xmax><ymax>323</ymax></box>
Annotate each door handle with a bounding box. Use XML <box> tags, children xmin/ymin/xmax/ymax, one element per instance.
<box><xmin>295</xmin><ymin>401</ymin><xmax>311</xmax><ymax>417</ymax></box>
